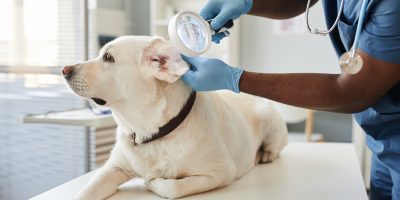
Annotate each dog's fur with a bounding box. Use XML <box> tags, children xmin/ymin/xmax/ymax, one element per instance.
<box><xmin>64</xmin><ymin>36</ymin><xmax>288</xmax><ymax>199</ymax></box>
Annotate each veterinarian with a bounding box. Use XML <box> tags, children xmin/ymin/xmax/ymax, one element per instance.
<box><xmin>181</xmin><ymin>0</ymin><xmax>400</xmax><ymax>199</ymax></box>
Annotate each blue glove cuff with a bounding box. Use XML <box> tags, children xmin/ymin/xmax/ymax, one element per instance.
<box><xmin>229</xmin><ymin>67</ymin><xmax>244</xmax><ymax>93</ymax></box>
<box><xmin>243</xmin><ymin>0</ymin><xmax>253</xmax><ymax>14</ymax></box>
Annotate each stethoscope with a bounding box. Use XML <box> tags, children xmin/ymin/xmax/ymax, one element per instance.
<box><xmin>306</xmin><ymin>0</ymin><xmax>370</xmax><ymax>74</ymax></box>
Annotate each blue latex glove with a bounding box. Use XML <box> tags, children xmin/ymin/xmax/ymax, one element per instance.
<box><xmin>211</xmin><ymin>32</ymin><xmax>229</xmax><ymax>44</ymax></box>
<box><xmin>201</xmin><ymin>0</ymin><xmax>253</xmax><ymax>43</ymax></box>
<box><xmin>181</xmin><ymin>55</ymin><xmax>244</xmax><ymax>93</ymax></box>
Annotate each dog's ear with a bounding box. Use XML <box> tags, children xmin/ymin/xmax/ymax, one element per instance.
<box><xmin>144</xmin><ymin>37</ymin><xmax>189</xmax><ymax>83</ymax></box>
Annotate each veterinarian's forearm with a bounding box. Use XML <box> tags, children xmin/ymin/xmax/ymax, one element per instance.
<box><xmin>248</xmin><ymin>0</ymin><xmax>319</xmax><ymax>19</ymax></box>
<box><xmin>239</xmin><ymin>71</ymin><xmax>367</xmax><ymax>113</ymax></box>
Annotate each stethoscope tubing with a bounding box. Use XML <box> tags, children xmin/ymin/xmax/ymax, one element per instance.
<box><xmin>305</xmin><ymin>0</ymin><xmax>344</xmax><ymax>36</ymax></box>
<box><xmin>306</xmin><ymin>0</ymin><xmax>371</xmax><ymax>73</ymax></box>
<box><xmin>351</xmin><ymin>0</ymin><xmax>370</xmax><ymax>57</ymax></box>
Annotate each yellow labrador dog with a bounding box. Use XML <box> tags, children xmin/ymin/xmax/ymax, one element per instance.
<box><xmin>63</xmin><ymin>36</ymin><xmax>288</xmax><ymax>200</ymax></box>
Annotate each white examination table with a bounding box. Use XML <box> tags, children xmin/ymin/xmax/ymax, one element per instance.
<box><xmin>30</xmin><ymin>142</ymin><xmax>368</xmax><ymax>200</ymax></box>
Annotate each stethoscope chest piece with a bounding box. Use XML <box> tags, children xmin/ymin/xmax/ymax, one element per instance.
<box><xmin>339</xmin><ymin>51</ymin><xmax>363</xmax><ymax>74</ymax></box>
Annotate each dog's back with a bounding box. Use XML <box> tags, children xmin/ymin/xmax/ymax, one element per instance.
<box><xmin>209</xmin><ymin>91</ymin><xmax>288</xmax><ymax>177</ymax></box>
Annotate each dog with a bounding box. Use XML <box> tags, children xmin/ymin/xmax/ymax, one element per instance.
<box><xmin>63</xmin><ymin>36</ymin><xmax>288</xmax><ymax>199</ymax></box>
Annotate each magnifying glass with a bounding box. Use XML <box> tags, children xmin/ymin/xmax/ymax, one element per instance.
<box><xmin>168</xmin><ymin>11</ymin><xmax>233</xmax><ymax>57</ymax></box>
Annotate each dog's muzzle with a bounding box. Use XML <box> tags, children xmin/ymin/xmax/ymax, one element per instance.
<box><xmin>63</xmin><ymin>65</ymin><xmax>108</xmax><ymax>106</ymax></box>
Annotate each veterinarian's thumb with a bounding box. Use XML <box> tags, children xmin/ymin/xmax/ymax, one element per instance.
<box><xmin>181</xmin><ymin>55</ymin><xmax>200</xmax><ymax>87</ymax></box>
<box><xmin>181</xmin><ymin>69</ymin><xmax>196</xmax><ymax>85</ymax></box>
<box><xmin>181</xmin><ymin>55</ymin><xmax>199</xmax><ymax>66</ymax></box>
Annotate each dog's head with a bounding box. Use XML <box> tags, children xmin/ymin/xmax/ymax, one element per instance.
<box><xmin>63</xmin><ymin>36</ymin><xmax>189</xmax><ymax>107</ymax></box>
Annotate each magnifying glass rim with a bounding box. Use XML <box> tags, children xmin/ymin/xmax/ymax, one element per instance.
<box><xmin>168</xmin><ymin>11</ymin><xmax>212</xmax><ymax>57</ymax></box>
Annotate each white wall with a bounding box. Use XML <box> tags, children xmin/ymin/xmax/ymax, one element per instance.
<box><xmin>239</xmin><ymin>2</ymin><xmax>339</xmax><ymax>74</ymax></box>
<box><xmin>96</xmin><ymin>0</ymin><xmax>150</xmax><ymax>36</ymax></box>
<box><xmin>125</xmin><ymin>0</ymin><xmax>150</xmax><ymax>35</ymax></box>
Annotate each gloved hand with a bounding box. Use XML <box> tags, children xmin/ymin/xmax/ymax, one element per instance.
<box><xmin>201</xmin><ymin>0</ymin><xmax>253</xmax><ymax>43</ymax></box>
<box><xmin>181</xmin><ymin>55</ymin><xmax>244</xmax><ymax>93</ymax></box>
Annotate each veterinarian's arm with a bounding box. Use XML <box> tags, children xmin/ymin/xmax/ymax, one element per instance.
<box><xmin>182</xmin><ymin>51</ymin><xmax>400</xmax><ymax>113</ymax></box>
<box><xmin>249</xmin><ymin>0</ymin><xmax>319</xmax><ymax>19</ymax></box>
<box><xmin>239</xmin><ymin>50</ymin><xmax>400</xmax><ymax>113</ymax></box>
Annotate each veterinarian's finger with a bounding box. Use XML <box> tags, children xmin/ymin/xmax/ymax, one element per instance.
<box><xmin>181</xmin><ymin>54</ymin><xmax>194</xmax><ymax>62</ymax></box>
<box><xmin>210</xmin><ymin>9</ymin><xmax>232</xmax><ymax>30</ymax></box>
<box><xmin>181</xmin><ymin>55</ymin><xmax>199</xmax><ymax>70</ymax></box>
<box><xmin>200</xmin><ymin>1</ymin><xmax>219</xmax><ymax>20</ymax></box>
<box><xmin>181</xmin><ymin>69</ymin><xmax>196</xmax><ymax>83</ymax></box>
<box><xmin>212</xmin><ymin>32</ymin><xmax>228</xmax><ymax>43</ymax></box>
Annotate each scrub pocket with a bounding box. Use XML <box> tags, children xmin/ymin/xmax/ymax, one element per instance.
<box><xmin>338</xmin><ymin>20</ymin><xmax>357</xmax><ymax>51</ymax></box>
<box><xmin>380</xmin><ymin>112</ymin><xmax>400</xmax><ymax>122</ymax></box>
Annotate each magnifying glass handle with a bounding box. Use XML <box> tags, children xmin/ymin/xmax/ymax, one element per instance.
<box><xmin>207</xmin><ymin>19</ymin><xmax>234</xmax><ymax>34</ymax></box>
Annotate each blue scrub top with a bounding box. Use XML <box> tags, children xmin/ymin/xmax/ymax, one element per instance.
<box><xmin>322</xmin><ymin>0</ymin><xmax>400</xmax><ymax>155</ymax></box>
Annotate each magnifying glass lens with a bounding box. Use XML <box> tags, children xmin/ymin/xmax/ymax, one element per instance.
<box><xmin>177</xmin><ymin>15</ymin><xmax>208</xmax><ymax>52</ymax></box>
<box><xmin>169</xmin><ymin>11</ymin><xmax>212</xmax><ymax>56</ymax></box>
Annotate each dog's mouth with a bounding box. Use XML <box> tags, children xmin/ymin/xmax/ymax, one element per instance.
<box><xmin>91</xmin><ymin>97</ymin><xmax>107</xmax><ymax>105</ymax></box>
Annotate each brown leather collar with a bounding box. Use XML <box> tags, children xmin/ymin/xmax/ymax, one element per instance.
<box><xmin>131</xmin><ymin>91</ymin><xmax>196</xmax><ymax>145</ymax></box>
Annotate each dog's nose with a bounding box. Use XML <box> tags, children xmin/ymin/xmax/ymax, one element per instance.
<box><xmin>63</xmin><ymin>65</ymin><xmax>76</xmax><ymax>80</ymax></box>
<box><xmin>63</xmin><ymin>66</ymin><xmax>74</xmax><ymax>75</ymax></box>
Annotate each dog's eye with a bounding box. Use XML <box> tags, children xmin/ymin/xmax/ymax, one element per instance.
<box><xmin>103</xmin><ymin>52</ymin><xmax>115</xmax><ymax>63</ymax></box>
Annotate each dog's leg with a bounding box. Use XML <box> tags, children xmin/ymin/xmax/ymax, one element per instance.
<box><xmin>258</xmin><ymin>106</ymin><xmax>288</xmax><ymax>163</ymax></box>
<box><xmin>74</xmin><ymin>165</ymin><xmax>134</xmax><ymax>200</ymax></box>
<box><xmin>147</xmin><ymin>175</ymin><xmax>222</xmax><ymax>199</ymax></box>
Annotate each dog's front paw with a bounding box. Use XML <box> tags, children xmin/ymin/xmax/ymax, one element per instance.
<box><xmin>258</xmin><ymin>150</ymin><xmax>279</xmax><ymax>163</ymax></box>
<box><xmin>147</xmin><ymin>178</ymin><xmax>180</xmax><ymax>199</ymax></box>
